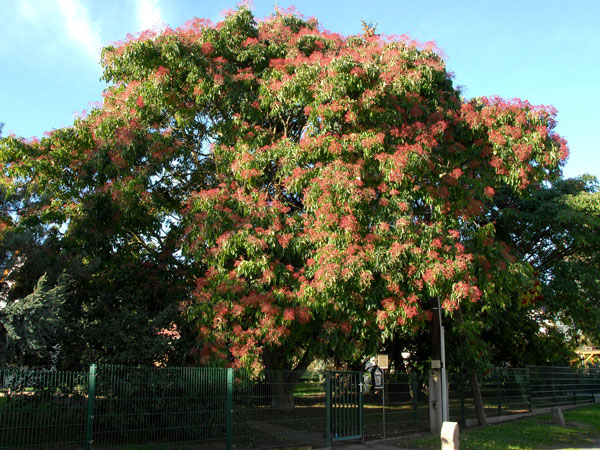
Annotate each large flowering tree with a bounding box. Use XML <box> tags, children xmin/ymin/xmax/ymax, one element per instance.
<box><xmin>172</xmin><ymin>8</ymin><xmax>567</xmax><ymax>372</ymax></box>
<box><xmin>0</xmin><ymin>7</ymin><xmax>567</xmax><ymax>375</ymax></box>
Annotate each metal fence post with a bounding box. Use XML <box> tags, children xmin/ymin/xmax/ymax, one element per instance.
<box><xmin>325</xmin><ymin>372</ymin><xmax>332</xmax><ymax>447</ymax></box>
<box><xmin>551</xmin><ymin>370</ymin><xmax>557</xmax><ymax>405</ymax></box>
<box><xmin>573</xmin><ymin>370</ymin><xmax>578</xmax><ymax>405</ymax></box>
<box><xmin>226</xmin><ymin>368</ymin><xmax>233</xmax><ymax>450</ymax></box>
<box><xmin>359</xmin><ymin>377</ymin><xmax>364</xmax><ymax>445</ymax></box>
<box><xmin>459</xmin><ymin>369</ymin><xmax>466</xmax><ymax>426</ymax></box>
<box><xmin>382</xmin><ymin>370</ymin><xmax>386</xmax><ymax>439</ymax></box>
<box><xmin>85</xmin><ymin>364</ymin><xmax>97</xmax><ymax>450</ymax></box>
<box><xmin>411</xmin><ymin>372</ymin><xmax>419</xmax><ymax>432</ymax></box>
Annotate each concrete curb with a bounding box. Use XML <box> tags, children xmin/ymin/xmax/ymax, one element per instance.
<box><xmin>464</xmin><ymin>402</ymin><xmax>593</xmax><ymax>427</ymax></box>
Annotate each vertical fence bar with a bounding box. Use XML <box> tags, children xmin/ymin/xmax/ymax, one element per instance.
<box><xmin>325</xmin><ymin>372</ymin><xmax>331</xmax><ymax>446</ymax></box>
<box><xmin>85</xmin><ymin>364</ymin><xmax>97</xmax><ymax>450</ymax></box>
<box><xmin>226</xmin><ymin>368</ymin><xmax>233</xmax><ymax>450</ymax></box>
<box><xmin>459</xmin><ymin>369</ymin><xmax>466</xmax><ymax>426</ymax></box>
<box><xmin>573</xmin><ymin>370</ymin><xmax>578</xmax><ymax>405</ymax></box>
<box><xmin>344</xmin><ymin>374</ymin><xmax>354</xmax><ymax>436</ymax></box>
<box><xmin>359</xmin><ymin>375</ymin><xmax>364</xmax><ymax>444</ymax></box>
<box><xmin>496</xmin><ymin>368</ymin><xmax>502</xmax><ymax>416</ymax></box>
<box><xmin>382</xmin><ymin>371</ymin><xmax>386</xmax><ymax>439</ymax></box>
<box><xmin>347</xmin><ymin>374</ymin><xmax>351</xmax><ymax>438</ymax></box>
<box><xmin>346</xmin><ymin>374</ymin><xmax>350</xmax><ymax>438</ymax></box>
<box><xmin>411</xmin><ymin>372</ymin><xmax>419</xmax><ymax>432</ymax></box>
<box><xmin>341</xmin><ymin>374</ymin><xmax>345</xmax><ymax>438</ymax></box>
<box><xmin>551</xmin><ymin>370</ymin><xmax>557</xmax><ymax>405</ymax></box>
<box><xmin>526</xmin><ymin>367</ymin><xmax>532</xmax><ymax>412</ymax></box>
<box><xmin>339</xmin><ymin>374</ymin><xmax>343</xmax><ymax>438</ymax></box>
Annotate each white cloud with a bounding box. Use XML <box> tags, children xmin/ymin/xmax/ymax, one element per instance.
<box><xmin>9</xmin><ymin>0</ymin><xmax>57</xmax><ymax>39</ymax></box>
<box><xmin>2</xmin><ymin>0</ymin><xmax>103</xmax><ymax>70</ymax></box>
<box><xmin>15</xmin><ymin>0</ymin><xmax>43</xmax><ymax>29</ymax></box>
<box><xmin>56</xmin><ymin>0</ymin><xmax>104</xmax><ymax>62</ymax></box>
<box><xmin>135</xmin><ymin>0</ymin><xmax>165</xmax><ymax>32</ymax></box>
<box><xmin>2</xmin><ymin>1</ymin><xmax>56</xmax><ymax>61</ymax></box>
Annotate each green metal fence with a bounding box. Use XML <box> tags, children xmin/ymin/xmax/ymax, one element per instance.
<box><xmin>232</xmin><ymin>370</ymin><xmax>327</xmax><ymax>449</ymax></box>
<box><xmin>326</xmin><ymin>371</ymin><xmax>364</xmax><ymax>443</ymax></box>
<box><xmin>0</xmin><ymin>366</ymin><xmax>333</xmax><ymax>449</ymax></box>
<box><xmin>3</xmin><ymin>364</ymin><xmax>598</xmax><ymax>449</ymax></box>
<box><xmin>92</xmin><ymin>364</ymin><xmax>230</xmax><ymax>449</ymax></box>
<box><xmin>0</xmin><ymin>367</ymin><xmax>88</xmax><ymax>449</ymax></box>
<box><xmin>449</xmin><ymin>365</ymin><xmax>600</xmax><ymax>425</ymax></box>
<box><xmin>362</xmin><ymin>372</ymin><xmax>429</xmax><ymax>440</ymax></box>
<box><xmin>528</xmin><ymin>366</ymin><xmax>600</xmax><ymax>409</ymax></box>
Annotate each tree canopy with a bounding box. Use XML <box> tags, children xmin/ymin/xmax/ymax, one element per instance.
<box><xmin>495</xmin><ymin>176</ymin><xmax>600</xmax><ymax>348</ymax></box>
<box><xmin>0</xmin><ymin>7</ymin><xmax>571</xmax><ymax>371</ymax></box>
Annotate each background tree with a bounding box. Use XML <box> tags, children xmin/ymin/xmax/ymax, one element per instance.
<box><xmin>494</xmin><ymin>176</ymin><xmax>600</xmax><ymax>348</ymax></box>
<box><xmin>0</xmin><ymin>52</ymin><xmax>204</xmax><ymax>367</ymax></box>
<box><xmin>445</xmin><ymin>175</ymin><xmax>600</xmax><ymax>370</ymax></box>
<box><xmin>385</xmin><ymin>175</ymin><xmax>599</xmax><ymax>423</ymax></box>
<box><xmin>0</xmin><ymin>275</ymin><xmax>66</xmax><ymax>366</ymax></box>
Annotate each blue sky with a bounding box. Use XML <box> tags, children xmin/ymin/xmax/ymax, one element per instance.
<box><xmin>1</xmin><ymin>0</ymin><xmax>598</xmax><ymax>179</ymax></box>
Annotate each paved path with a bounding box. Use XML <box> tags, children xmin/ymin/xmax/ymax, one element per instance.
<box><xmin>315</xmin><ymin>438</ymin><xmax>417</xmax><ymax>450</ymax></box>
<box><xmin>335</xmin><ymin>443</ymin><xmax>413</xmax><ymax>450</ymax></box>
<box><xmin>551</xmin><ymin>440</ymin><xmax>600</xmax><ymax>450</ymax></box>
<box><xmin>317</xmin><ymin>437</ymin><xmax>600</xmax><ymax>450</ymax></box>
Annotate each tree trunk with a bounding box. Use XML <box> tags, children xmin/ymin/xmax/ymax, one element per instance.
<box><xmin>455</xmin><ymin>308</ymin><xmax>488</xmax><ymax>426</ymax></box>
<box><xmin>469</xmin><ymin>370</ymin><xmax>488</xmax><ymax>426</ymax></box>
<box><xmin>266</xmin><ymin>370</ymin><xmax>297</xmax><ymax>412</ymax></box>
<box><xmin>263</xmin><ymin>346</ymin><xmax>313</xmax><ymax>413</ymax></box>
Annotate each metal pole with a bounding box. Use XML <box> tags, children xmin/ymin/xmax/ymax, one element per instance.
<box><xmin>459</xmin><ymin>368</ymin><xmax>465</xmax><ymax>426</ymax></box>
<box><xmin>526</xmin><ymin>367</ymin><xmax>532</xmax><ymax>412</ymax></box>
<box><xmin>326</xmin><ymin>372</ymin><xmax>332</xmax><ymax>446</ymax></box>
<box><xmin>412</xmin><ymin>372</ymin><xmax>419</xmax><ymax>432</ymax></box>
<box><xmin>359</xmin><ymin>378</ymin><xmax>365</xmax><ymax>445</ymax></box>
<box><xmin>85</xmin><ymin>364</ymin><xmax>96</xmax><ymax>450</ymax></box>
<box><xmin>382</xmin><ymin>370</ymin><xmax>386</xmax><ymax>439</ymax></box>
<box><xmin>226</xmin><ymin>368</ymin><xmax>233</xmax><ymax>450</ymax></box>
<box><xmin>438</xmin><ymin>298</ymin><xmax>449</xmax><ymax>422</ymax></box>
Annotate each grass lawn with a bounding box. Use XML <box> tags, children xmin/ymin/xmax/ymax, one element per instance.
<box><xmin>399</xmin><ymin>403</ymin><xmax>600</xmax><ymax>450</ymax></box>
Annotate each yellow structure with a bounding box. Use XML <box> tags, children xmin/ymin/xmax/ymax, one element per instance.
<box><xmin>574</xmin><ymin>346</ymin><xmax>600</xmax><ymax>367</ymax></box>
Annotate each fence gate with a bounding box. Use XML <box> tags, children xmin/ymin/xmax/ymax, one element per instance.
<box><xmin>326</xmin><ymin>371</ymin><xmax>364</xmax><ymax>444</ymax></box>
